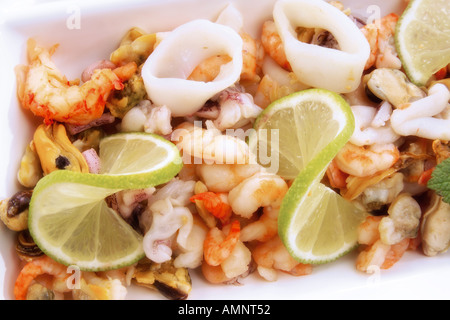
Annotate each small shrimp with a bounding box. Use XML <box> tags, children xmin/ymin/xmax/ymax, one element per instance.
<box><xmin>201</xmin><ymin>260</ymin><xmax>233</xmax><ymax>284</ymax></box>
<box><xmin>356</xmin><ymin>215</ymin><xmax>411</xmax><ymax>273</ymax></box>
<box><xmin>361</xmin><ymin>13</ymin><xmax>401</xmax><ymax>70</ymax></box>
<box><xmin>203</xmin><ymin>220</ymin><xmax>240</xmax><ymax>266</ymax></box>
<box><xmin>326</xmin><ymin>159</ymin><xmax>349</xmax><ymax>189</ymax></box>
<box><xmin>240</xmin><ymin>32</ymin><xmax>265</xmax><ymax>83</ymax></box>
<box><xmin>252</xmin><ymin>235</ymin><xmax>312</xmax><ymax>281</ymax></box>
<box><xmin>260</xmin><ymin>20</ymin><xmax>291</xmax><ymax>71</ymax></box>
<box><xmin>171</xmin><ymin>121</ymin><xmax>251</xmax><ymax>165</ymax></box>
<box><xmin>190</xmin><ymin>191</ymin><xmax>232</xmax><ymax>224</ymax></box>
<box><xmin>334</xmin><ymin>142</ymin><xmax>400</xmax><ymax>177</ymax></box>
<box><xmin>228</xmin><ymin>172</ymin><xmax>288</xmax><ymax>218</ymax></box>
<box><xmin>196</xmin><ymin>163</ymin><xmax>262</xmax><ymax>193</ymax></box>
<box><xmin>187</xmin><ymin>55</ymin><xmax>232</xmax><ymax>82</ymax></box>
<box><xmin>240</xmin><ymin>206</ymin><xmax>279</xmax><ymax>242</ymax></box>
<box><xmin>14</xmin><ymin>255</ymin><xmax>69</xmax><ymax>300</ymax></box>
<box><xmin>16</xmin><ymin>39</ymin><xmax>130</xmax><ymax>125</ymax></box>
<box><xmin>356</xmin><ymin>238</ymin><xmax>410</xmax><ymax>272</ymax></box>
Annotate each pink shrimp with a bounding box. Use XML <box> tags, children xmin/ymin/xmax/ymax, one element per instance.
<box><xmin>203</xmin><ymin>220</ymin><xmax>241</xmax><ymax>266</ymax></box>
<box><xmin>190</xmin><ymin>191</ymin><xmax>232</xmax><ymax>224</ymax></box>
<box><xmin>252</xmin><ymin>235</ymin><xmax>312</xmax><ymax>277</ymax></box>
<box><xmin>356</xmin><ymin>215</ymin><xmax>411</xmax><ymax>272</ymax></box>
<box><xmin>16</xmin><ymin>39</ymin><xmax>136</xmax><ymax>125</ymax></box>
<box><xmin>14</xmin><ymin>256</ymin><xmax>69</xmax><ymax>300</ymax></box>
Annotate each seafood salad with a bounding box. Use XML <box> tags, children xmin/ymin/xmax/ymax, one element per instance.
<box><xmin>1</xmin><ymin>0</ymin><xmax>450</xmax><ymax>300</ymax></box>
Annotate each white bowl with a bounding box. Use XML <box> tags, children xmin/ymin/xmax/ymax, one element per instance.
<box><xmin>1</xmin><ymin>0</ymin><xmax>449</xmax><ymax>300</ymax></box>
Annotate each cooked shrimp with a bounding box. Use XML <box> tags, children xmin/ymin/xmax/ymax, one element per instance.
<box><xmin>361</xmin><ymin>13</ymin><xmax>401</xmax><ymax>70</ymax></box>
<box><xmin>240</xmin><ymin>32</ymin><xmax>264</xmax><ymax>83</ymax></box>
<box><xmin>201</xmin><ymin>260</ymin><xmax>233</xmax><ymax>284</ymax></box>
<box><xmin>252</xmin><ymin>235</ymin><xmax>312</xmax><ymax>281</ymax></box>
<box><xmin>14</xmin><ymin>256</ymin><xmax>69</xmax><ymax>300</ymax></box>
<box><xmin>240</xmin><ymin>206</ymin><xmax>279</xmax><ymax>242</ymax></box>
<box><xmin>203</xmin><ymin>220</ymin><xmax>240</xmax><ymax>266</ymax></box>
<box><xmin>260</xmin><ymin>20</ymin><xmax>291</xmax><ymax>71</ymax></box>
<box><xmin>187</xmin><ymin>55</ymin><xmax>233</xmax><ymax>82</ymax></box>
<box><xmin>228</xmin><ymin>172</ymin><xmax>288</xmax><ymax>218</ymax></box>
<box><xmin>356</xmin><ymin>215</ymin><xmax>411</xmax><ymax>273</ymax></box>
<box><xmin>326</xmin><ymin>159</ymin><xmax>349</xmax><ymax>189</ymax></box>
<box><xmin>334</xmin><ymin>142</ymin><xmax>400</xmax><ymax>177</ymax></box>
<box><xmin>172</xmin><ymin>121</ymin><xmax>251</xmax><ymax>165</ymax></box>
<box><xmin>190</xmin><ymin>191</ymin><xmax>232</xmax><ymax>224</ymax></box>
<box><xmin>196</xmin><ymin>163</ymin><xmax>262</xmax><ymax>192</ymax></box>
<box><xmin>16</xmin><ymin>39</ymin><xmax>128</xmax><ymax>125</ymax></box>
<box><xmin>356</xmin><ymin>238</ymin><xmax>410</xmax><ymax>272</ymax></box>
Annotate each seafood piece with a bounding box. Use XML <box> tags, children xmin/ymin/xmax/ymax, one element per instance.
<box><xmin>65</xmin><ymin>113</ymin><xmax>115</xmax><ymax>136</ymax></box>
<box><xmin>15</xmin><ymin>230</ymin><xmax>44</xmax><ymax>262</ymax></box>
<box><xmin>33</xmin><ymin>123</ymin><xmax>89</xmax><ymax>175</ymax></box>
<box><xmin>14</xmin><ymin>256</ymin><xmax>70</xmax><ymax>300</ymax></box>
<box><xmin>356</xmin><ymin>238</ymin><xmax>410</xmax><ymax>272</ymax></box>
<box><xmin>252</xmin><ymin>235</ymin><xmax>312</xmax><ymax>281</ymax></box>
<box><xmin>359</xmin><ymin>172</ymin><xmax>404</xmax><ymax>212</ymax></box>
<box><xmin>364</xmin><ymin>68</ymin><xmax>425</xmax><ymax>108</ymax></box>
<box><xmin>0</xmin><ymin>190</ymin><xmax>32</xmax><ymax>232</ymax></box>
<box><xmin>110</xmin><ymin>27</ymin><xmax>157</xmax><ymax>66</ymax></box>
<box><xmin>146</xmin><ymin>178</ymin><xmax>196</xmax><ymax>209</ymax></box>
<box><xmin>17</xmin><ymin>141</ymin><xmax>42</xmax><ymax>188</ymax></box>
<box><xmin>173</xmin><ymin>215</ymin><xmax>208</xmax><ymax>269</ymax></box>
<box><xmin>421</xmin><ymin>192</ymin><xmax>450</xmax><ymax>257</ymax></box>
<box><xmin>350</xmin><ymin>103</ymin><xmax>400</xmax><ymax>146</ymax></box>
<box><xmin>196</xmin><ymin>163</ymin><xmax>261</xmax><ymax>193</ymax></box>
<box><xmin>228</xmin><ymin>172</ymin><xmax>288</xmax><ymax>219</ymax></box>
<box><xmin>121</xmin><ymin>100</ymin><xmax>172</xmax><ymax>136</ymax></box>
<box><xmin>334</xmin><ymin>142</ymin><xmax>400</xmax><ymax>177</ymax></box>
<box><xmin>261</xmin><ymin>20</ymin><xmax>291</xmax><ymax>71</ymax></box>
<box><xmin>210</xmin><ymin>86</ymin><xmax>263</xmax><ymax>131</ymax></box>
<box><xmin>432</xmin><ymin>139</ymin><xmax>450</xmax><ymax>165</ymax></box>
<box><xmin>73</xmin><ymin>271</ymin><xmax>128</xmax><ymax>300</ymax></box>
<box><xmin>25</xmin><ymin>282</ymin><xmax>64</xmax><ymax>300</ymax></box>
<box><xmin>142</xmin><ymin>198</ymin><xmax>193</xmax><ymax>264</ymax></box>
<box><xmin>133</xmin><ymin>259</ymin><xmax>191</xmax><ymax>300</ymax></box>
<box><xmin>190</xmin><ymin>192</ymin><xmax>232</xmax><ymax>224</ymax></box>
<box><xmin>272</xmin><ymin>0</ymin><xmax>370</xmax><ymax>93</ymax></box>
<box><xmin>141</xmin><ymin>19</ymin><xmax>243</xmax><ymax>116</ymax></box>
<box><xmin>172</xmin><ymin>121</ymin><xmax>252</xmax><ymax>165</ymax></box>
<box><xmin>106</xmin><ymin>72</ymin><xmax>147</xmax><ymax>119</ymax></box>
<box><xmin>191</xmin><ymin>181</ymin><xmax>217</xmax><ymax>228</ymax></box>
<box><xmin>379</xmin><ymin>193</ymin><xmax>421</xmax><ymax>245</ymax></box>
<box><xmin>72</xmin><ymin>128</ymin><xmax>105</xmax><ymax>153</ymax></box>
<box><xmin>361</xmin><ymin>13</ymin><xmax>402</xmax><ymax>70</ymax></box>
<box><xmin>114</xmin><ymin>187</ymin><xmax>155</xmax><ymax>220</ymax></box>
<box><xmin>220</xmin><ymin>240</ymin><xmax>252</xmax><ymax>279</ymax></box>
<box><xmin>187</xmin><ymin>55</ymin><xmax>233</xmax><ymax>82</ymax></box>
<box><xmin>81</xmin><ymin>60</ymin><xmax>116</xmax><ymax>83</ymax></box>
<box><xmin>356</xmin><ymin>215</ymin><xmax>410</xmax><ymax>273</ymax></box>
<box><xmin>240</xmin><ymin>206</ymin><xmax>279</xmax><ymax>242</ymax></box>
<box><xmin>203</xmin><ymin>220</ymin><xmax>240</xmax><ymax>266</ymax></box>
<box><xmin>15</xmin><ymin>39</ymin><xmax>125</xmax><ymax>125</ymax></box>
<box><xmin>390</xmin><ymin>83</ymin><xmax>450</xmax><ymax>140</ymax></box>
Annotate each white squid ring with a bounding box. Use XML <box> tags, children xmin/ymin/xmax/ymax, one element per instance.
<box><xmin>273</xmin><ymin>0</ymin><xmax>370</xmax><ymax>93</ymax></box>
<box><xmin>141</xmin><ymin>19</ymin><xmax>243</xmax><ymax>117</ymax></box>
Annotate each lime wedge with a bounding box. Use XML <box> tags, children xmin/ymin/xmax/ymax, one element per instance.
<box><xmin>395</xmin><ymin>0</ymin><xmax>450</xmax><ymax>86</ymax></box>
<box><xmin>252</xmin><ymin>89</ymin><xmax>367</xmax><ymax>264</ymax></box>
<box><xmin>99</xmin><ymin>132</ymin><xmax>182</xmax><ymax>189</ymax></box>
<box><xmin>28</xmin><ymin>171</ymin><xmax>144</xmax><ymax>271</ymax></box>
<box><xmin>28</xmin><ymin>132</ymin><xmax>182</xmax><ymax>271</ymax></box>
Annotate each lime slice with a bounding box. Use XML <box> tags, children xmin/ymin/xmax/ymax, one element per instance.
<box><xmin>99</xmin><ymin>132</ymin><xmax>183</xmax><ymax>189</ymax></box>
<box><xmin>252</xmin><ymin>89</ymin><xmax>367</xmax><ymax>264</ymax></box>
<box><xmin>28</xmin><ymin>132</ymin><xmax>183</xmax><ymax>271</ymax></box>
<box><xmin>28</xmin><ymin>170</ymin><xmax>144</xmax><ymax>271</ymax></box>
<box><xmin>395</xmin><ymin>0</ymin><xmax>450</xmax><ymax>86</ymax></box>
<box><xmin>251</xmin><ymin>89</ymin><xmax>354</xmax><ymax>180</ymax></box>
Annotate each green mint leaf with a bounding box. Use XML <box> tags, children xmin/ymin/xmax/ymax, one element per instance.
<box><xmin>428</xmin><ymin>158</ymin><xmax>450</xmax><ymax>204</ymax></box>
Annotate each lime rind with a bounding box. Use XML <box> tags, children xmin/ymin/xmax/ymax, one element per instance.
<box><xmin>395</xmin><ymin>0</ymin><xmax>450</xmax><ymax>86</ymax></box>
<box><xmin>252</xmin><ymin>89</ymin><xmax>368</xmax><ymax>264</ymax></box>
<box><xmin>98</xmin><ymin>132</ymin><xmax>183</xmax><ymax>189</ymax></box>
<box><xmin>28</xmin><ymin>132</ymin><xmax>182</xmax><ymax>271</ymax></box>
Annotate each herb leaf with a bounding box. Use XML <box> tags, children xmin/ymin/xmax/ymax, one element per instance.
<box><xmin>428</xmin><ymin>158</ymin><xmax>450</xmax><ymax>204</ymax></box>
